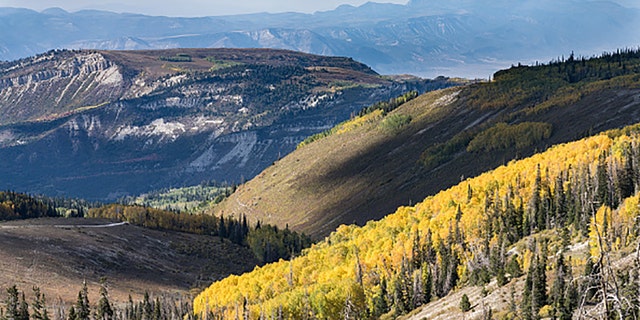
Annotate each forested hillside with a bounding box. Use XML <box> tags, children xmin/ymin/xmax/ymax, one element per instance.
<box><xmin>194</xmin><ymin>122</ymin><xmax>640</xmax><ymax>319</ymax></box>
<box><xmin>213</xmin><ymin>49</ymin><xmax>640</xmax><ymax>238</ymax></box>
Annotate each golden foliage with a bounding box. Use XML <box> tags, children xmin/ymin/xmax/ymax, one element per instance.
<box><xmin>195</xmin><ymin>127</ymin><xmax>640</xmax><ymax>318</ymax></box>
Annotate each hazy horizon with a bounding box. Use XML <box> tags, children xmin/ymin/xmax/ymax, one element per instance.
<box><xmin>0</xmin><ymin>0</ymin><xmax>409</xmax><ymax>17</ymax></box>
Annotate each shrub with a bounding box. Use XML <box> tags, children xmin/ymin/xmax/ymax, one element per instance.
<box><xmin>460</xmin><ymin>294</ymin><xmax>471</xmax><ymax>312</ymax></box>
<box><xmin>380</xmin><ymin>114</ymin><xmax>412</xmax><ymax>134</ymax></box>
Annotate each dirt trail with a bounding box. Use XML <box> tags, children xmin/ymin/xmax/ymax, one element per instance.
<box><xmin>0</xmin><ymin>221</ymin><xmax>128</xmax><ymax>229</ymax></box>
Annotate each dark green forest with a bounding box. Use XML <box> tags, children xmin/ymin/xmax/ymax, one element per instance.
<box><xmin>421</xmin><ymin>48</ymin><xmax>640</xmax><ymax>171</ymax></box>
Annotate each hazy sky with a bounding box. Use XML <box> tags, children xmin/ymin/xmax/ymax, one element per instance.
<box><xmin>0</xmin><ymin>0</ymin><xmax>409</xmax><ymax>16</ymax></box>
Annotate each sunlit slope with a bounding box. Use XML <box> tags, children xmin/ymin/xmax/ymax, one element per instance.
<box><xmin>212</xmin><ymin>88</ymin><xmax>465</xmax><ymax>236</ymax></box>
<box><xmin>213</xmin><ymin>50</ymin><xmax>640</xmax><ymax>238</ymax></box>
<box><xmin>195</xmin><ymin>122</ymin><xmax>640</xmax><ymax>319</ymax></box>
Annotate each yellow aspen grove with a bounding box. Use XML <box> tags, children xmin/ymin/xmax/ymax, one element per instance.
<box><xmin>195</xmin><ymin>126</ymin><xmax>640</xmax><ymax>319</ymax></box>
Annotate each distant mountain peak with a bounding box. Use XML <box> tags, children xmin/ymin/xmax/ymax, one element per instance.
<box><xmin>41</xmin><ymin>7</ymin><xmax>69</xmax><ymax>16</ymax></box>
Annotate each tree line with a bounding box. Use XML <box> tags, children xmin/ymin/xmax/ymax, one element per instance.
<box><xmin>297</xmin><ymin>90</ymin><xmax>419</xmax><ymax>148</ymax></box>
<box><xmin>0</xmin><ymin>191</ymin><xmax>59</xmax><ymax>221</ymax></box>
<box><xmin>421</xmin><ymin>48</ymin><xmax>640</xmax><ymax>171</ymax></box>
<box><xmin>0</xmin><ymin>282</ymin><xmax>194</xmax><ymax>320</ymax></box>
<box><xmin>0</xmin><ymin>190</ymin><xmax>312</xmax><ymax>266</ymax></box>
<box><xmin>88</xmin><ymin>204</ymin><xmax>312</xmax><ymax>264</ymax></box>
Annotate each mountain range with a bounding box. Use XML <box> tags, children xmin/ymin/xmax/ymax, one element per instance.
<box><xmin>1</xmin><ymin>0</ymin><xmax>639</xmax><ymax>77</ymax></box>
<box><xmin>0</xmin><ymin>48</ymin><xmax>451</xmax><ymax>200</ymax></box>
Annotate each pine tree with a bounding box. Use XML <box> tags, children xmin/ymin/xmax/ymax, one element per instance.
<box><xmin>96</xmin><ymin>280</ymin><xmax>113</xmax><ymax>320</ymax></box>
<box><xmin>218</xmin><ymin>214</ymin><xmax>226</xmax><ymax>239</ymax></box>
<box><xmin>532</xmin><ymin>254</ymin><xmax>547</xmax><ymax>314</ymax></box>
<box><xmin>596</xmin><ymin>153</ymin><xmax>611</xmax><ymax>207</ymax></box>
<box><xmin>142</xmin><ymin>292</ymin><xmax>152</xmax><ymax>320</ymax></box>
<box><xmin>76</xmin><ymin>281</ymin><xmax>90</xmax><ymax>320</ymax></box>
<box><xmin>506</xmin><ymin>255</ymin><xmax>522</xmax><ymax>279</ymax></box>
<box><xmin>371</xmin><ymin>278</ymin><xmax>389</xmax><ymax>318</ymax></box>
<box><xmin>564</xmin><ymin>281</ymin><xmax>579</xmax><ymax>320</ymax></box>
<box><xmin>152</xmin><ymin>298</ymin><xmax>161</xmax><ymax>320</ymax></box>
<box><xmin>460</xmin><ymin>294</ymin><xmax>471</xmax><ymax>312</ymax></box>
<box><xmin>554</xmin><ymin>175</ymin><xmax>567</xmax><ymax>228</ymax></box>
<box><xmin>18</xmin><ymin>292</ymin><xmax>29</xmax><ymax>320</ymax></box>
<box><xmin>551</xmin><ymin>253</ymin><xmax>569</xmax><ymax>320</ymax></box>
<box><xmin>521</xmin><ymin>261</ymin><xmax>534</xmax><ymax>320</ymax></box>
<box><xmin>421</xmin><ymin>263</ymin><xmax>432</xmax><ymax>303</ymax></box>
<box><xmin>31</xmin><ymin>287</ymin><xmax>49</xmax><ymax>320</ymax></box>
<box><xmin>529</xmin><ymin>165</ymin><xmax>542</xmax><ymax>233</ymax></box>
<box><xmin>6</xmin><ymin>285</ymin><xmax>20</xmax><ymax>320</ymax></box>
<box><xmin>66</xmin><ymin>306</ymin><xmax>76</xmax><ymax>320</ymax></box>
<box><xmin>126</xmin><ymin>295</ymin><xmax>135</xmax><ymax>320</ymax></box>
<box><xmin>616</xmin><ymin>149</ymin><xmax>635</xmax><ymax>201</ymax></box>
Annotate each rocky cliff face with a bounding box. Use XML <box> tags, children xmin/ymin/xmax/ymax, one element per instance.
<box><xmin>0</xmin><ymin>48</ymin><xmax>455</xmax><ymax>199</ymax></box>
<box><xmin>0</xmin><ymin>51</ymin><xmax>127</xmax><ymax>125</ymax></box>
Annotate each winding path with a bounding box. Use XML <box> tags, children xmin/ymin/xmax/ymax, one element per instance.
<box><xmin>0</xmin><ymin>221</ymin><xmax>129</xmax><ymax>229</ymax></box>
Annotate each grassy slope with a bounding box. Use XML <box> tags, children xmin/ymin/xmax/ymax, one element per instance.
<box><xmin>0</xmin><ymin>217</ymin><xmax>258</xmax><ymax>304</ymax></box>
<box><xmin>212</xmin><ymin>53</ymin><xmax>640</xmax><ymax>239</ymax></box>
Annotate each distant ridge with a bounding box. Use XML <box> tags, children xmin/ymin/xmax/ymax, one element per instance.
<box><xmin>1</xmin><ymin>0</ymin><xmax>638</xmax><ymax>77</ymax></box>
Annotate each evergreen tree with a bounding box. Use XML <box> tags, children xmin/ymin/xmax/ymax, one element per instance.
<box><xmin>96</xmin><ymin>280</ymin><xmax>113</xmax><ymax>320</ymax></box>
<box><xmin>218</xmin><ymin>214</ymin><xmax>226</xmax><ymax>239</ymax></box>
<box><xmin>31</xmin><ymin>287</ymin><xmax>49</xmax><ymax>320</ymax></box>
<box><xmin>551</xmin><ymin>253</ymin><xmax>569</xmax><ymax>320</ymax></box>
<box><xmin>152</xmin><ymin>298</ymin><xmax>161</xmax><ymax>320</ymax></box>
<box><xmin>532</xmin><ymin>254</ymin><xmax>547</xmax><ymax>314</ymax></box>
<box><xmin>460</xmin><ymin>294</ymin><xmax>471</xmax><ymax>312</ymax></box>
<box><xmin>75</xmin><ymin>281</ymin><xmax>90</xmax><ymax>320</ymax></box>
<box><xmin>506</xmin><ymin>256</ymin><xmax>522</xmax><ymax>279</ymax></box>
<box><xmin>554</xmin><ymin>175</ymin><xmax>567</xmax><ymax>228</ymax></box>
<box><xmin>18</xmin><ymin>293</ymin><xmax>29</xmax><ymax>320</ymax></box>
<box><xmin>421</xmin><ymin>263</ymin><xmax>432</xmax><ymax>303</ymax></box>
<box><xmin>66</xmin><ymin>307</ymin><xmax>76</xmax><ymax>320</ymax></box>
<box><xmin>521</xmin><ymin>261</ymin><xmax>534</xmax><ymax>320</ymax></box>
<box><xmin>564</xmin><ymin>281</ymin><xmax>579</xmax><ymax>320</ymax></box>
<box><xmin>5</xmin><ymin>285</ymin><xmax>20</xmax><ymax>320</ymax></box>
<box><xmin>142</xmin><ymin>292</ymin><xmax>152</xmax><ymax>320</ymax></box>
<box><xmin>126</xmin><ymin>296</ymin><xmax>135</xmax><ymax>320</ymax></box>
<box><xmin>371</xmin><ymin>278</ymin><xmax>389</xmax><ymax>318</ymax></box>
<box><xmin>616</xmin><ymin>149</ymin><xmax>635</xmax><ymax>201</ymax></box>
<box><xmin>596</xmin><ymin>153</ymin><xmax>611</xmax><ymax>207</ymax></box>
<box><xmin>529</xmin><ymin>165</ymin><xmax>543</xmax><ymax>233</ymax></box>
